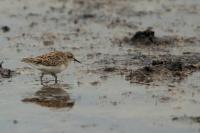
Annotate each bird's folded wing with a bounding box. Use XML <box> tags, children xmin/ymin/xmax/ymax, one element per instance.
<box><xmin>23</xmin><ymin>52</ymin><xmax>66</xmax><ymax>66</ymax></box>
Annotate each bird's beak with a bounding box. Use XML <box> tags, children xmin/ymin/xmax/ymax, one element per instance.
<box><xmin>73</xmin><ymin>58</ymin><xmax>81</xmax><ymax>64</ymax></box>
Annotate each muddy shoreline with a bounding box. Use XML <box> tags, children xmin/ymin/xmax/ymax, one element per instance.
<box><xmin>1</xmin><ymin>0</ymin><xmax>200</xmax><ymax>133</ymax></box>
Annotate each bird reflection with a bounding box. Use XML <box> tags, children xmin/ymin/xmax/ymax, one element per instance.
<box><xmin>22</xmin><ymin>84</ymin><xmax>75</xmax><ymax>109</ymax></box>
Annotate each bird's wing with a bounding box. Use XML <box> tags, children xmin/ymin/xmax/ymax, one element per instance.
<box><xmin>23</xmin><ymin>52</ymin><xmax>67</xmax><ymax>66</ymax></box>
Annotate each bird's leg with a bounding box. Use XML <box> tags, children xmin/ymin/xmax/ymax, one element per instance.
<box><xmin>52</xmin><ymin>73</ymin><xmax>58</xmax><ymax>84</ymax></box>
<box><xmin>40</xmin><ymin>73</ymin><xmax>44</xmax><ymax>85</ymax></box>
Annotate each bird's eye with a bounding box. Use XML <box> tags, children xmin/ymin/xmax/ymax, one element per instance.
<box><xmin>68</xmin><ymin>55</ymin><xmax>73</xmax><ymax>58</ymax></box>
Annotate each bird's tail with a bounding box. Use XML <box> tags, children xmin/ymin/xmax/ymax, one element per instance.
<box><xmin>21</xmin><ymin>58</ymin><xmax>34</xmax><ymax>63</ymax></box>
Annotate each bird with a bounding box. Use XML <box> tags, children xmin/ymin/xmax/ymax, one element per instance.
<box><xmin>22</xmin><ymin>51</ymin><xmax>81</xmax><ymax>84</ymax></box>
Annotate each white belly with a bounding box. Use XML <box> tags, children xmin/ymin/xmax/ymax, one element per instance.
<box><xmin>32</xmin><ymin>64</ymin><xmax>68</xmax><ymax>74</ymax></box>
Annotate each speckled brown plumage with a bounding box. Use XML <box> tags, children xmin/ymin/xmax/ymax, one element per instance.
<box><xmin>22</xmin><ymin>51</ymin><xmax>80</xmax><ymax>84</ymax></box>
<box><xmin>22</xmin><ymin>51</ymin><xmax>69</xmax><ymax>66</ymax></box>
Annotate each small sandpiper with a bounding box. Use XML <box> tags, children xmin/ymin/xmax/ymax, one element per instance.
<box><xmin>22</xmin><ymin>51</ymin><xmax>81</xmax><ymax>84</ymax></box>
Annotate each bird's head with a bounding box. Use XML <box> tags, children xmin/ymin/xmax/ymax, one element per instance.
<box><xmin>65</xmin><ymin>52</ymin><xmax>81</xmax><ymax>63</ymax></box>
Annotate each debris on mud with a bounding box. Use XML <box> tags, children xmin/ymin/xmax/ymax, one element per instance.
<box><xmin>88</xmin><ymin>53</ymin><xmax>200</xmax><ymax>84</ymax></box>
<box><xmin>80</xmin><ymin>14</ymin><xmax>96</xmax><ymax>19</ymax></box>
<box><xmin>98</xmin><ymin>67</ymin><xmax>129</xmax><ymax>76</ymax></box>
<box><xmin>103</xmin><ymin>67</ymin><xmax>117</xmax><ymax>72</ymax></box>
<box><xmin>131</xmin><ymin>27</ymin><xmax>155</xmax><ymax>44</ymax></box>
<box><xmin>1</xmin><ymin>26</ymin><xmax>10</xmax><ymax>33</ymax></box>
<box><xmin>0</xmin><ymin>61</ymin><xmax>13</xmax><ymax>78</ymax></box>
<box><xmin>159</xmin><ymin>96</ymin><xmax>171</xmax><ymax>103</ymax></box>
<box><xmin>107</xmin><ymin>18</ymin><xmax>138</xmax><ymax>29</ymax></box>
<box><xmin>22</xmin><ymin>86</ymin><xmax>74</xmax><ymax>108</ymax></box>
<box><xmin>13</xmin><ymin>120</ymin><xmax>18</xmax><ymax>124</ymax></box>
<box><xmin>172</xmin><ymin>115</ymin><xmax>200</xmax><ymax>124</ymax></box>
<box><xmin>80</xmin><ymin>123</ymin><xmax>97</xmax><ymax>128</ymax></box>
<box><xmin>125</xmin><ymin>53</ymin><xmax>200</xmax><ymax>84</ymax></box>
<box><xmin>120</xmin><ymin>27</ymin><xmax>182</xmax><ymax>46</ymax></box>
<box><xmin>90</xmin><ymin>81</ymin><xmax>100</xmax><ymax>86</ymax></box>
<box><xmin>29</xmin><ymin>22</ymin><xmax>38</xmax><ymax>28</ymax></box>
<box><xmin>43</xmin><ymin>40</ymin><xmax>54</xmax><ymax>46</ymax></box>
<box><xmin>91</xmin><ymin>53</ymin><xmax>150</xmax><ymax>68</ymax></box>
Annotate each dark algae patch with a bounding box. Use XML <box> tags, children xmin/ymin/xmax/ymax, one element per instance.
<box><xmin>22</xmin><ymin>85</ymin><xmax>74</xmax><ymax>108</ymax></box>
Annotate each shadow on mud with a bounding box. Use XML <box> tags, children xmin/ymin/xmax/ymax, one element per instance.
<box><xmin>22</xmin><ymin>84</ymin><xmax>75</xmax><ymax>109</ymax></box>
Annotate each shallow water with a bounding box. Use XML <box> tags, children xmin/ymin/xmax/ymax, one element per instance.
<box><xmin>1</xmin><ymin>0</ymin><xmax>200</xmax><ymax>133</ymax></box>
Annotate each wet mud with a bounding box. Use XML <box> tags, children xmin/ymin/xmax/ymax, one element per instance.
<box><xmin>1</xmin><ymin>0</ymin><xmax>200</xmax><ymax>133</ymax></box>
<box><xmin>87</xmin><ymin>52</ymin><xmax>200</xmax><ymax>85</ymax></box>
<box><xmin>126</xmin><ymin>53</ymin><xmax>200</xmax><ymax>84</ymax></box>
